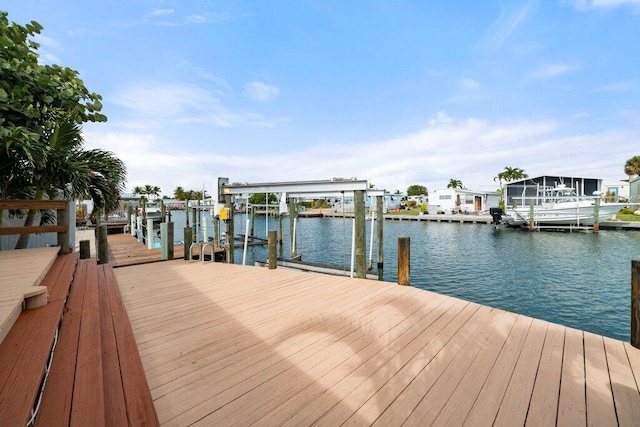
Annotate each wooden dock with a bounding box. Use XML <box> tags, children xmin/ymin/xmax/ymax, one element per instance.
<box><xmin>107</xmin><ymin>233</ymin><xmax>225</xmax><ymax>267</ymax></box>
<box><xmin>115</xmin><ymin>260</ymin><xmax>640</xmax><ymax>426</ymax></box>
<box><xmin>0</xmin><ymin>246</ymin><xmax>59</xmax><ymax>344</ymax></box>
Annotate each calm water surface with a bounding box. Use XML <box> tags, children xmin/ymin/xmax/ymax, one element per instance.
<box><xmin>172</xmin><ymin>211</ymin><xmax>640</xmax><ymax>342</ymax></box>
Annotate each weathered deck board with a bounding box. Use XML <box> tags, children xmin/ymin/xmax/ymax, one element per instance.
<box><xmin>113</xmin><ymin>260</ymin><xmax>640</xmax><ymax>426</ymax></box>
<box><xmin>0</xmin><ymin>246</ymin><xmax>59</xmax><ymax>344</ymax></box>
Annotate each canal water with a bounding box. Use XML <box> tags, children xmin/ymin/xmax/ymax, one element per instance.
<box><xmin>169</xmin><ymin>211</ymin><xmax>640</xmax><ymax>342</ymax></box>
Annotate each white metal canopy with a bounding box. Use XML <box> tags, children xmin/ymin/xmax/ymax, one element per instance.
<box><xmin>220</xmin><ymin>178</ymin><xmax>369</xmax><ymax>196</ymax></box>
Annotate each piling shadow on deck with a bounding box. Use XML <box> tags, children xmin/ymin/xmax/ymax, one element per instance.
<box><xmin>115</xmin><ymin>260</ymin><xmax>640</xmax><ymax>425</ymax></box>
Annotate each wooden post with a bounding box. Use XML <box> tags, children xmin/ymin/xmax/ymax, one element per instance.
<box><xmin>354</xmin><ymin>190</ymin><xmax>366</xmax><ymax>278</ymax></box>
<box><xmin>214</xmin><ymin>215</ymin><xmax>220</xmax><ymax>246</ymax></box>
<box><xmin>97</xmin><ymin>225</ymin><xmax>108</xmax><ymax>265</ymax></box>
<box><xmin>57</xmin><ymin>203</ymin><xmax>70</xmax><ymax>254</ymax></box>
<box><xmin>289</xmin><ymin>199</ymin><xmax>296</xmax><ymax>258</ymax></box>
<box><xmin>79</xmin><ymin>240</ymin><xmax>91</xmax><ymax>259</ymax></box>
<box><xmin>136</xmin><ymin>217</ymin><xmax>143</xmax><ymax>243</ymax></box>
<box><xmin>278</xmin><ymin>214</ymin><xmax>284</xmax><ymax>257</ymax></box>
<box><xmin>250</xmin><ymin>206</ymin><xmax>255</xmax><ymax>237</ymax></box>
<box><xmin>377</xmin><ymin>195</ymin><xmax>384</xmax><ymax>281</ymax></box>
<box><xmin>398</xmin><ymin>236</ymin><xmax>410</xmax><ymax>286</ymax></box>
<box><xmin>130</xmin><ymin>213</ymin><xmax>136</xmax><ymax>236</ymax></box>
<box><xmin>632</xmin><ymin>260</ymin><xmax>640</xmax><ymax>348</ymax></box>
<box><xmin>225</xmin><ymin>194</ymin><xmax>234</xmax><ymax>264</ymax></box>
<box><xmin>161</xmin><ymin>199</ymin><xmax>166</xmax><ymax>223</ymax></box>
<box><xmin>268</xmin><ymin>230</ymin><xmax>277</xmax><ymax>269</ymax></box>
<box><xmin>529</xmin><ymin>199</ymin><xmax>535</xmax><ymax>230</ymax></box>
<box><xmin>146</xmin><ymin>218</ymin><xmax>154</xmax><ymax>249</ymax></box>
<box><xmin>183</xmin><ymin>227</ymin><xmax>192</xmax><ymax>260</ymax></box>
<box><xmin>161</xmin><ymin>222</ymin><xmax>174</xmax><ymax>261</ymax></box>
<box><xmin>191</xmin><ymin>206</ymin><xmax>197</xmax><ymax>242</ymax></box>
<box><xmin>593</xmin><ymin>197</ymin><xmax>601</xmax><ymax>232</ymax></box>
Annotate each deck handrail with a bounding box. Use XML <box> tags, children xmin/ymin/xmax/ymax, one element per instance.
<box><xmin>0</xmin><ymin>199</ymin><xmax>73</xmax><ymax>253</ymax></box>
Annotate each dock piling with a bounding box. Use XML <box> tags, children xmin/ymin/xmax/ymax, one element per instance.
<box><xmin>632</xmin><ymin>260</ymin><xmax>640</xmax><ymax>348</ymax></box>
<box><xmin>97</xmin><ymin>225</ymin><xmax>108</xmax><ymax>265</ymax></box>
<box><xmin>161</xmin><ymin>222</ymin><xmax>174</xmax><ymax>261</ymax></box>
<box><xmin>183</xmin><ymin>227</ymin><xmax>192</xmax><ymax>260</ymax></box>
<box><xmin>354</xmin><ymin>190</ymin><xmax>366</xmax><ymax>279</ymax></box>
<box><xmin>79</xmin><ymin>240</ymin><xmax>90</xmax><ymax>259</ymax></box>
<box><xmin>377</xmin><ymin>195</ymin><xmax>384</xmax><ymax>281</ymax></box>
<box><xmin>268</xmin><ymin>230</ymin><xmax>277</xmax><ymax>269</ymax></box>
<box><xmin>398</xmin><ymin>236</ymin><xmax>410</xmax><ymax>286</ymax></box>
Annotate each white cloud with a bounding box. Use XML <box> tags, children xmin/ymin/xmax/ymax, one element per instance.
<box><xmin>460</xmin><ymin>78</ymin><xmax>481</xmax><ymax>90</ymax></box>
<box><xmin>595</xmin><ymin>79</ymin><xmax>640</xmax><ymax>92</ymax></box>
<box><xmin>149</xmin><ymin>9</ymin><xmax>174</xmax><ymax>17</ymax></box>
<box><xmin>84</xmin><ymin>111</ymin><xmax>635</xmax><ymax>196</ymax></box>
<box><xmin>478</xmin><ymin>0</ymin><xmax>539</xmax><ymax>52</ymax></box>
<box><xmin>32</xmin><ymin>34</ymin><xmax>61</xmax><ymax>64</ymax></box>
<box><xmin>244</xmin><ymin>82</ymin><xmax>280</xmax><ymax>103</ymax></box>
<box><xmin>110</xmin><ymin>81</ymin><xmax>286</xmax><ymax>128</ymax></box>
<box><xmin>528</xmin><ymin>62</ymin><xmax>575</xmax><ymax>79</ymax></box>
<box><xmin>112</xmin><ymin>82</ymin><xmax>214</xmax><ymax>118</ymax></box>
<box><xmin>572</xmin><ymin>0</ymin><xmax>640</xmax><ymax>10</ymax></box>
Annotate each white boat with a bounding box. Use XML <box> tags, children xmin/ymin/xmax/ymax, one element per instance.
<box><xmin>504</xmin><ymin>184</ymin><xmax>632</xmax><ymax>227</ymax></box>
<box><xmin>144</xmin><ymin>201</ymin><xmax>163</xmax><ymax>222</ymax></box>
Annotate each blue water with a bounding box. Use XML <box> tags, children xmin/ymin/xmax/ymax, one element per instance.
<box><xmin>168</xmin><ymin>211</ymin><xmax>640</xmax><ymax>341</ymax></box>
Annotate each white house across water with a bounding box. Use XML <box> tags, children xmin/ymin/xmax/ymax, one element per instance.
<box><xmin>429</xmin><ymin>188</ymin><xmax>500</xmax><ymax>214</ymax></box>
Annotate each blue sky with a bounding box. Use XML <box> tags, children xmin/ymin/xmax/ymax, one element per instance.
<box><xmin>4</xmin><ymin>0</ymin><xmax>640</xmax><ymax>195</ymax></box>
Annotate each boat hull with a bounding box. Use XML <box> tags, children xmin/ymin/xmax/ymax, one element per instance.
<box><xmin>505</xmin><ymin>203</ymin><xmax>627</xmax><ymax>227</ymax></box>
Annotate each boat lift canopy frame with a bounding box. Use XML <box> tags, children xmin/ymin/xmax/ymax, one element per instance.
<box><xmin>217</xmin><ymin>178</ymin><xmax>384</xmax><ymax>280</ymax></box>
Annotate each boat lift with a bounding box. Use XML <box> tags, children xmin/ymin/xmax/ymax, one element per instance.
<box><xmin>218</xmin><ymin>178</ymin><xmax>386</xmax><ymax>279</ymax></box>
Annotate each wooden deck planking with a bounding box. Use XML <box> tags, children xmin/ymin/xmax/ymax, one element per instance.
<box><xmin>487</xmin><ymin>318</ymin><xmax>548</xmax><ymax>426</ymax></box>
<box><xmin>604</xmin><ymin>337</ymin><xmax>640</xmax><ymax>426</ymax></box>
<box><xmin>557</xmin><ymin>327</ymin><xmax>587</xmax><ymax>425</ymax></box>
<box><xmin>0</xmin><ymin>246</ymin><xmax>59</xmax><ymax>344</ymax></box>
<box><xmin>584</xmin><ymin>331</ymin><xmax>618</xmax><ymax>426</ymax></box>
<box><xmin>524</xmin><ymin>321</ymin><xmax>566</xmax><ymax>426</ymax></box>
<box><xmin>70</xmin><ymin>260</ymin><xmax>106</xmax><ymax>426</ymax></box>
<box><xmin>258</xmin><ymin>297</ymin><xmax>462</xmax><ymax>426</ymax></box>
<box><xmin>190</xmin><ymin>282</ymin><xmax>443</xmax><ymax>426</ymax></box>
<box><xmin>108</xmin><ymin>233</ymin><xmax>222</xmax><ymax>267</ymax></box>
<box><xmin>113</xmin><ymin>260</ymin><xmax>640</xmax><ymax>426</ymax></box>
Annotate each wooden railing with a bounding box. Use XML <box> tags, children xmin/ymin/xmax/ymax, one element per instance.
<box><xmin>0</xmin><ymin>199</ymin><xmax>72</xmax><ymax>253</ymax></box>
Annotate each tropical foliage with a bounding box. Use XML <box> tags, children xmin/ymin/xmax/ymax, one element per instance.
<box><xmin>447</xmin><ymin>179</ymin><xmax>464</xmax><ymax>189</ymax></box>
<box><xmin>624</xmin><ymin>155</ymin><xmax>640</xmax><ymax>178</ymax></box>
<box><xmin>10</xmin><ymin>122</ymin><xmax>125</xmax><ymax>248</ymax></box>
<box><xmin>0</xmin><ymin>12</ymin><xmax>107</xmax><ymax>193</ymax></box>
<box><xmin>494</xmin><ymin>166</ymin><xmax>528</xmax><ymax>188</ymax></box>
<box><xmin>133</xmin><ymin>185</ymin><xmax>161</xmax><ymax>201</ymax></box>
<box><xmin>0</xmin><ymin>11</ymin><xmax>126</xmax><ymax>248</ymax></box>
<box><xmin>248</xmin><ymin>193</ymin><xmax>278</xmax><ymax>205</ymax></box>
<box><xmin>406</xmin><ymin>184</ymin><xmax>428</xmax><ymax>196</ymax></box>
<box><xmin>173</xmin><ymin>186</ymin><xmax>208</xmax><ymax>201</ymax></box>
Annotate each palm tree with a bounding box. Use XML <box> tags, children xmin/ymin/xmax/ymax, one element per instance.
<box><xmin>494</xmin><ymin>166</ymin><xmax>528</xmax><ymax>206</ymax></box>
<box><xmin>494</xmin><ymin>166</ymin><xmax>528</xmax><ymax>188</ymax></box>
<box><xmin>13</xmin><ymin>121</ymin><xmax>126</xmax><ymax>248</ymax></box>
<box><xmin>447</xmin><ymin>179</ymin><xmax>463</xmax><ymax>189</ymax></box>
<box><xmin>143</xmin><ymin>184</ymin><xmax>161</xmax><ymax>200</ymax></box>
<box><xmin>624</xmin><ymin>156</ymin><xmax>640</xmax><ymax>180</ymax></box>
<box><xmin>174</xmin><ymin>186</ymin><xmax>186</xmax><ymax>201</ymax></box>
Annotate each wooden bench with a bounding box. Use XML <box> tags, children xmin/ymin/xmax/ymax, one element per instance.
<box><xmin>34</xmin><ymin>259</ymin><xmax>159</xmax><ymax>426</ymax></box>
<box><xmin>0</xmin><ymin>252</ymin><xmax>77</xmax><ymax>425</ymax></box>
